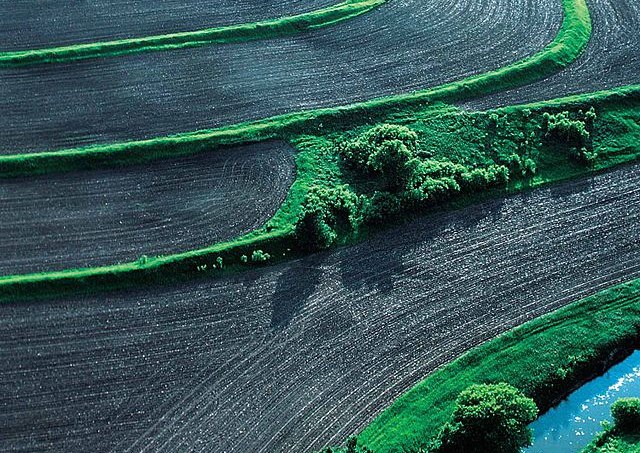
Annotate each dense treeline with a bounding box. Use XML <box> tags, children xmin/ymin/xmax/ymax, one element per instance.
<box><xmin>295</xmin><ymin>103</ymin><xmax>606</xmax><ymax>252</ymax></box>
<box><xmin>296</xmin><ymin>124</ymin><xmax>513</xmax><ymax>250</ymax></box>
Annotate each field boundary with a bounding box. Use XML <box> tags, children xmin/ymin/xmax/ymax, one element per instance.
<box><xmin>357</xmin><ymin>279</ymin><xmax>640</xmax><ymax>452</ymax></box>
<box><xmin>0</xmin><ymin>0</ymin><xmax>591</xmax><ymax>176</ymax></box>
<box><xmin>0</xmin><ymin>85</ymin><xmax>638</xmax><ymax>302</ymax></box>
<box><xmin>0</xmin><ymin>0</ymin><xmax>384</xmax><ymax>67</ymax></box>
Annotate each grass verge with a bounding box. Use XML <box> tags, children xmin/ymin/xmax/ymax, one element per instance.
<box><xmin>0</xmin><ymin>0</ymin><xmax>384</xmax><ymax>67</ymax></box>
<box><xmin>0</xmin><ymin>87</ymin><xmax>638</xmax><ymax>303</ymax></box>
<box><xmin>0</xmin><ymin>0</ymin><xmax>591</xmax><ymax>175</ymax></box>
<box><xmin>356</xmin><ymin>279</ymin><xmax>640</xmax><ymax>453</ymax></box>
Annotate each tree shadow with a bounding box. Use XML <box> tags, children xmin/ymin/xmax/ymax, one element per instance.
<box><xmin>269</xmin><ymin>252</ymin><xmax>328</xmax><ymax>329</ymax></box>
<box><xmin>336</xmin><ymin>196</ymin><xmax>506</xmax><ymax>297</ymax></box>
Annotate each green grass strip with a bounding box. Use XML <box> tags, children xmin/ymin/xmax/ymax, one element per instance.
<box><xmin>0</xmin><ymin>0</ymin><xmax>384</xmax><ymax>67</ymax></box>
<box><xmin>0</xmin><ymin>0</ymin><xmax>591</xmax><ymax>176</ymax></box>
<box><xmin>357</xmin><ymin>279</ymin><xmax>640</xmax><ymax>453</ymax></box>
<box><xmin>0</xmin><ymin>85</ymin><xmax>638</xmax><ymax>303</ymax></box>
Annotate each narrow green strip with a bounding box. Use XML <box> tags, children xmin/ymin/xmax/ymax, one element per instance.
<box><xmin>0</xmin><ymin>0</ymin><xmax>384</xmax><ymax>67</ymax></box>
<box><xmin>0</xmin><ymin>0</ymin><xmax>591</xmax><ymax>176</ymax></box>
<box><xmin>358</xmin><ymin>279</ymin><xmax>640</xmax><ymax>452</ymax></box>
<box><xmin>0</xmin><ymin>0</ymin><xmax>602</xmax><ymax>299</ymax></box>
<box><xmin>0</xmin><ymin>84</ymin><xmax>637</xmax><ymax>302</ymax></box>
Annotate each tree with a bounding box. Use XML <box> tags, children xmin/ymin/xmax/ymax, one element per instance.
<box><xmin>611</xmin><ymin>398</ymin><xmax>640</xmax><ymax>433</ymax></box>
<box><xmin>339</xmin><ymin>124</ymin><xmax>418</xmax><ymax>189</ymax></box>
<box><xmin>435</xmin><ymin>383</ymin><xmax>538</xmax><ymax>453</ymax></box>
<box><xmin>295</xmin><ymin>185</ymin><xmax>360</xmax><ymax>251</ymax></box>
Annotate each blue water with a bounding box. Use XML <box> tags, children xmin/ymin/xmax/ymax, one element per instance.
<box><xmin>524</xmin><ymin>350</ymin><xmax>640</xmax><ymax>453</ymax></box>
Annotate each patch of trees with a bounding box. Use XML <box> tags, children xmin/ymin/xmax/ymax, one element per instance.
<box><xmin>296</xmin><ymin>124</ymin><xmax>513</xmax><ymax>250</ymax></box>
<box><xmin>295</xmin><ymin>185</ymin><xmax>361</xmax><ymax>251</ymax></box>
<box><xmin>611</xmin><ymin>398</ymin><xmax>640</xmax><ymax>433</ymax></box>
<box><xmin>543</xmin><ymin>107</ymin><xmax>597</xmax><ymax>164</ymax></box>
<box><xmin>432</xmin><ymin>383</ymin><xmax>538</xmax><ymax>453</ymax></box>
<box><xmin>340</xmin><ymin>124</ymin><xmax>510</xmax><ymax>205</ymax></box>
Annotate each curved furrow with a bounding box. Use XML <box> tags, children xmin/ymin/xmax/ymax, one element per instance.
<box><xmin>0</xmin><ymin>0</ymin><xmax>336</xmax><ymax>51</ymax></box>
<box><xmin>0</xmin><ymin>141</ymin><xmax>294</xmax><ymax>276</ymax></box>
<box><xmin>465</xmin><ymin>0</ymin><xmax>640</xmax><ymax>108</ymax></box>
<box><xmin>286</xmin><ymin>221</ymin><xmax>637</xmax><ymax>449</ymax></box>
<box><xmin>233</xmin><ymin>210</ymin><xmax>623</xmax><ymax>450</ymax></box>
<box><xmin>0</xmin><ymin>0</ymin><xmax>561</xmax><ymax>154</ymax></box>
<box><xmin>1</xmin><ymin>163</ymin><xmax>640</xmax><ymax>452</ymax></box>
<box><xmin>258</xmin><ymin>220</ymin><xmax>636</xmax><ymax>452</ymax></box>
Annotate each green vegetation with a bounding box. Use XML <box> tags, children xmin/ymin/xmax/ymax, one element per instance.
<box><xmin>0</xmin><ymin>0</ymin><xmax>592</xmax><ymax>176</ymax></box>
<box><xmin>612</xmin><ymin>398</ymin><xmax>640</xmax><ymax>432</ymax></box>
<box><xmin>584</xmin><ymin>399</ymin><xmax>640</xmax><ymax>453</ymax></box>
<box><xmin>0</xmin><ymin>0</ymin><xmax>384</xmax><ymax>67</ymax></box>
<box><xmin>1</xmin><ymin>86</ymin><xmax>639</xmax><ymax>302</ymax></box>
<box><xmin>433</xmin><ymin>383</ymin><xmax>538</xmax><ymax>453</ymax></box>
<box><xmin>584</xmin><ymin>433</ymin><xmax>640</xmax><ymax>453</ymax></box>
<box><xmin>0</xmin><ymin>0</ymin><xmax>635</xmax><ymax>307</ymax></box>
<box><xmin>355</xmin><ymin>279</ymin><xmax>640</xmax><ymax>453</ymax></box>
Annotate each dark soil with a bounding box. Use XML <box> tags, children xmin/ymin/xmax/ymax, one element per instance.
<box><xmin>1</xmin><ymin>162</ymin><xmax>638</xmax><ymax>452</ymax></box>
<box><xmin>0</xmin><ymin>0</ymin><xmax>561</xmax><ymax>154</ymax></box>
<box><xmin>0</xmin><ymin>141</ymin><xmax>294</xmax><ymax>276</ymax></box>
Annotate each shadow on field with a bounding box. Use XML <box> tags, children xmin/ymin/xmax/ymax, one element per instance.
<box><xmin>270</xmin><ymin>253</ymin><xmax>328</xmax><ymax>329</ymax></box>
<box><xmin>337</xmin><ymin>197</ymin><xmax>507</xmax><ymax>298</ymax></box>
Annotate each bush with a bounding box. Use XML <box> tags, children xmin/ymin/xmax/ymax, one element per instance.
<box><xmin>405</xmin><ymin>159</ymin><xmax>509</xmax><ymax>203</ymax></box>
<box><xmin>361</xmin><ymin>191</ymin><xmax>402</xmax><ymax>224</ymax></box>
<box><xmin>501</xmin><ymin>153</ymin><xmax>537</xmax><ymax>176</ymax></box>
<box><xmin>612</xmin><ymin>398</ymin><xmax>640</xmax><ymax>433</ymax></box>
<box><xmin>543</xmin><ymin>111</ymin><xmax>589</xmax><ymax>147</ymax></box>
<box><xmin>543</xmin><ymin>109</ymin><xmax>597</xmax><ymax>164</ymax></box>
<box><xmin>435</xmin><ymin>383</ymin><xmax>538</xmax><ymax>453</ymax></box>
<box><xmin>339</xmin><ymin>124</ymin><xmax>418</xmax><ymax>188</ymax></box>
<box><xmin>295</xmin><ymin>185</ymin><xmax>361</xmax><ymax>251</ymax></box>
<box><xmin>251</xmin><ymin>250</ymin><xmax>271</xmax><ymax>263</ymax></box>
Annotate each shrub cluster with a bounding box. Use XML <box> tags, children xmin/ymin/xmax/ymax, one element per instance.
<box><xmin>433</xmin><ymin>383</ymin><xmax>538</xmax><ymax>453</ymax></box>
<box><xmin>296</xmin><ymin>123</ymin><xmax>514</xmax><ymax>250</ymax></box>
<box><xmin>295</xmin><ymin>185</ymin><xmax>361</xmax><ymax>251</ymax></box>
<box><xmin>611</xmin><ymin>398</ymin><xmax>640</xmax><ymax>433</ymax></box>
<box><xmin>340</xmin><ymin>124</ymin><xmax>511</xmax><ymax>206</ymax></box>
<box><xmin>339</xmin><ymin>124</ymin><xmax>419</xmax><ymax>189</ymax></box>
<box><xmin>543</xmin><ymin>107</ymin><xmax>597</xmax><ymax>164</ymax></box>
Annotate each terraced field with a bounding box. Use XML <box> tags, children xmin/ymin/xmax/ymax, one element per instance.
<box><xmin>1</xmin><ymin>0</ymin><xmax>639</xmax><ymax>451</ymax></box>
<box><xmin>0</xmin><ymin>0</ymin><xmax>336</xmax><ymax>50</ymax></box>
<box><xmin>0</xmin><ymin>142</ymin><xmax>294</xmax><ymax>276</ymax></box>
<box><xmin>0</xmin><ymin>0</ymin><xmax>560</xmax><ymax>153</ymax></box>
<box><xmin>2</xmin><ymin>162</ymin><xmax>639</xmax><ymax>452</ymax></box>
<box><xmin>466</xmin><ymin>0</ymin><xmax>640</xmax><ymax>108</ymax></box>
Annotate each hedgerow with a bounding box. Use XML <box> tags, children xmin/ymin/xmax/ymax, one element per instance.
<box><xmin>0</xmin><ymin>0</ymin><xmax>385</xmax><ymax>67</ymax></box>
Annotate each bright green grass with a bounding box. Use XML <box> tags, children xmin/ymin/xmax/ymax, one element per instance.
<box><xmin>584</xmin><ymin>431</ymin><xmax>640</xmax><ymax>453</ymax></box>
<box><xmin>0</xmin><ymin>0</ymin><xmax>591</xmax><ymax>175</ymax></box>
<box><xmin>0</xmin><ymin>0</ymin><xmax>384</xmax><ymax>67</ymax></box>
<box><xmin>1</xmin><ymin>88</ymin><xmax>638</xmax><ymax>305</ymax></box>
<box><xmin>357</xmin><ymin>280</ymin><xmax>640</xmax><ymax>453</ymax></box>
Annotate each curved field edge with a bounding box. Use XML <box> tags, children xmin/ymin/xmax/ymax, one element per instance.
<box><xmin>0</xmin><ymin>0</ymin><xmax>590</xmax><ymax>172</ymax></box>
<box><xmin>0</xmin><ymin>85</ymin><xmax>638</xmax><ymax>301</ymax></box>
<box><xmin>0</xmin><ymin>0</ymin><xmax>384</xmax><ymax>67</ymax></box>
<box><xmin>354</xmin><ymin>279</ymin><xmax>640</xmax><ymax>453</ymax></box>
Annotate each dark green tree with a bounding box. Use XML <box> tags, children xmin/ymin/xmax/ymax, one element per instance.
<box><xmin>435</xmin><ymin>383</ymin><xmax>538</xmax><ymax>453</ymax></box>
<box><xmin>295</xmin><ymin>185</ymin><xmax>360</xmax><ymax>251</ymax></box>
<box><xmin>611</xmin><ymin>398</ymin><xmax>640</xmax><ymax>433</ymax></box>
